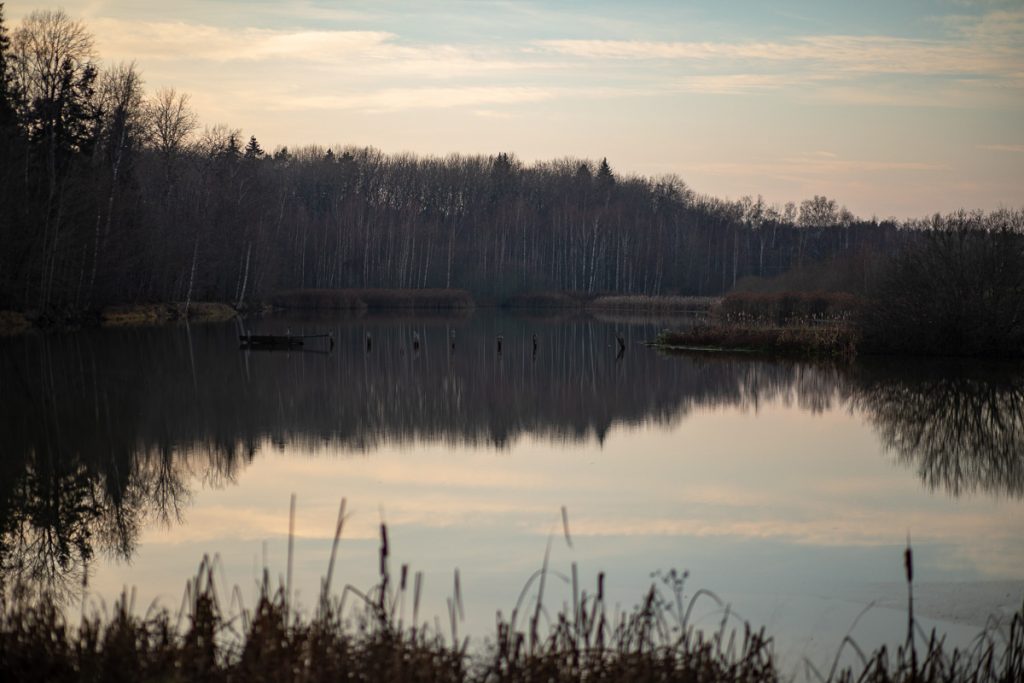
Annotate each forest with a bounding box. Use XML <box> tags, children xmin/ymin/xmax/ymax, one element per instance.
<box><xmin>1</xmin><ymin>8</ymin><xmax>1022</xmax><ymax>331</ymax></box>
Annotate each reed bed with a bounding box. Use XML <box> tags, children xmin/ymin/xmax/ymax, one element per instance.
<box><xmin>655</xmin><ymin>324</ymin><xmax>859</xmax><ymax>361</ymax></box>
<box><xmin>714</xmin><ymin>292</ymin><xmax>862</xmax><ymax>326</ymax></box>
<box><xmin>100</xmin><ymin>302</ymin><xmax>238</xmax><ymax>326</ymax></box>
<box><xmin>650</xmin><ymin>291</ymin><xmax>863</xmax><ymax>360</ymax></box>
<box><xmin>0</xmin><ymin>310</ymin><xmax>31</xmax><ymax>335</ymax></box>
<box><xmin>1</xmin><ymin>508</ymin><xmax>1020</xmax><ymax>683</ymax></box>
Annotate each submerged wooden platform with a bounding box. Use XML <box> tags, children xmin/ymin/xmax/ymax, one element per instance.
<box><xmin>239</xmin><ymin>333</ymin><xmax>333</xmax><ymax>350</ymax></box>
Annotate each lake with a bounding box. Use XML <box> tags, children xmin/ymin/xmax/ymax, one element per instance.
<box><xmin>2</xmin><ymin>310</ymin><xmax>1022</xmax><ymax>677</ymax></box>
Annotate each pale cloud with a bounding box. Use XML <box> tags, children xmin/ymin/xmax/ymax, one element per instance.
<box><xmin>538</xmin><ymin>32</ymin><xmax>1022</xmax><ymax>79</ymax></box>
<box><xmin>979</xmin><ymin>143</ymin><xmax>1024</xmax><ymax>152</ymax></box>
<box><xmin>263</xmin><ymin>86</ymin><xmax>556</xmax><ymax>113</ymax></box>
<box><xmin>472</xmin><ymin>109</ymin><xmax>517</xmax><ymax>119</ymax></box>
<box><xmin>88</xmin><ymin>18</ymin><xmax>540</xmax><ymax>79</ymax></box>
<box><xmin>674</xmin><ymin>73</ymin><xmax>817</xmax><ymax>94</ymax></box>
<box><xmin>537</xmin><ymin>9</ymin><xmax>1024</xmax><ymax>84</ymax></box>
<box><xmin>687</xmin><ymin>157</ymin><xmax>948</xmax><ymax>179</ymax></box>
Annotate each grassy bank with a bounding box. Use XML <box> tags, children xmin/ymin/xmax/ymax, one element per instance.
<box><xmin>0</xmin><ymin>311</ymin><xmax>31</xmax><ymax>336</ymax></box>
<box><xmin>652</xmin><ymin>292</ymin><xmax>862</xmax><ymax>360</ymax></box>
<box><xmin>269</xmin><ymin>288</ymin><xmax>475</xmax><ymax>310</ymax></box>
<box><xmin>1</xmin><ymin>535</ymin><xmax>1020</xmax><ymax>683</ymax></box>
<box><xmin>655</xmin><ymin>324</ymin><xmax>860</xmax><ymax>360</ymax></box>
<box><xmin>0</xmin><ymin>303</ymin><xmax>237</xmax><ymax>335</ymax></box>
<box><xmin>100</xmin><ymin>302</ymin><xmax>238</xmax><ymax>326</ymax></box>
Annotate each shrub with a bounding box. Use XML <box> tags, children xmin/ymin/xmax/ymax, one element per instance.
<box><xmin>860</xmin><ymin>214</ymin><xmax>1024</xmax><ymax>356</ymax></box>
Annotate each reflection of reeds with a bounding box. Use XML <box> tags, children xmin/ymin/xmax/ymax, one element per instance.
<box><xmin>2</xmin><ymin>513</ymin><xmax>1021</xmax><ymax>683</ymax></box>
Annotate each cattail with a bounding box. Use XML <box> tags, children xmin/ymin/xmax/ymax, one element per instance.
<box><xmin>904</xmin><ymin>538</ymin><xmax>913</xmax><ymax>584</ymax></box>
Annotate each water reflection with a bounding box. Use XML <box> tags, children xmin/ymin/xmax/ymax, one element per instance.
<box><xmin>1</xmin><ymin>313</ymin><xmax>1022</xmax><ymax>599</ymax></box>
<box><xmin>849</xmin><ymin>360</ymin><xmax>1024</xmax><ymax>498</ymax></box>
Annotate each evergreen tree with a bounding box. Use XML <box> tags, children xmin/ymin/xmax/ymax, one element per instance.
<box><xmin>220</xmin><ymin>131</ymin><xmax>242</xmax><ymax>161</ymax></box>
<box><xmin>0</xmin><ymin>3</ymin><xmax>18</xmax><ymax>128</ymax></box>
<box><xmin>244</xmin><ymin>134</ymin><xmax>263</xmax><ymax>159</ymax></box>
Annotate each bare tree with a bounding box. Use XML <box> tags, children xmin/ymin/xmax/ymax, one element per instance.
<box><xmin>147</xmin><ymin>87</ymin><xmax>196</xmax><ymax>166</ymax></box>
<box><xmin>85</xmin><ymin>61</ymin><xmax>145</xmax><ymax>307</ymax></box>
<box><xmin>11</xmin><ymin>9</ymin><xmax>97</xmax><ymax>311</ymax></box>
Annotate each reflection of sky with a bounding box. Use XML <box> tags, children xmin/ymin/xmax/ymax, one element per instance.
<box><xmin>86</xmin><ymin>397</ymin><xmax>1024</xmax><ymax>674</ymax></box>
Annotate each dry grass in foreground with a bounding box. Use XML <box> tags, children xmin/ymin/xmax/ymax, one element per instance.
<box><xmin>1</xmin><ymin>507</ymin><xmax>1021</xmax><ymax>683</ymax></box>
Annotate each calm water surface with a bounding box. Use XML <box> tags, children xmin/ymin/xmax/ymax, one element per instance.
<box><xmin>2</xmin><ymin>310</ymin><xmax>1022</xmax><ymax>675</ymax></box>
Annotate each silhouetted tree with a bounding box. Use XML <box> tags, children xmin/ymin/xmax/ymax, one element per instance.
<box><xmin>861</xmin><ymin>210</ymin><xmax>1024</xmax><ymax>355</ymax></box>
<box><xmin>244</xmin><ymin>134</ymin><xmax>263</xmax><ymax>160</ymax></box>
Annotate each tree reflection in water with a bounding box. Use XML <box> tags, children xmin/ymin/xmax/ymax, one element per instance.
<box><xmin>849</xmin><ymin>359</ymin><xmax>1024</xmax><ymax>498</ymax></box>
<box><xmin>1</xmin><ymin>313</ymin><xmax>1022</xmax><ymax>600</ymax></box>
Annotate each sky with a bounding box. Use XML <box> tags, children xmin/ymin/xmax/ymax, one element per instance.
<box><xmin>6</xmin><ymin>0</ymin><xmax>1024</xmax><ymax>218</ymax></box>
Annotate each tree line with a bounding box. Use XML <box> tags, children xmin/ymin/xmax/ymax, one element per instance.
<box><xmin>0</xmin><ymin>8</ymin><xmax>1021</xmax><ymax>318</ymax></box>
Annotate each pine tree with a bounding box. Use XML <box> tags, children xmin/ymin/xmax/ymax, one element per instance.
<box><xmin>0</xmin><ymin>3</ymin><xmax>18</xmax><ymax>128</ymax></box>
<box><xmin>244</xmin><ymin>134</ymin><xmax>264</xmax><ymax>159</ymax></box>
<box><xmin>221</xmin><ymin>131</ymin><xmax>242</xmax><ymax>160</ymax></box>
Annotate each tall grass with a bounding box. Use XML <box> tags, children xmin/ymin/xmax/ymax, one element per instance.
<box><xmin>0</xmin><ymin>310</ymin><xmax>31</xmax><ymax>335</ymax></box>
<box><xmin>655</xmin><ymin>325</ymin><xmax>860</xmax><ymax>361</ymax></box>
<box><xmin>715</xmin><ymin>291</ymin><xmax>862</xmax><ymax>326</ymax></box>
<box><xmin>1</xmin><ymin>511</ymin><xmax>1021</xmax><ymax>682</ymax></box>
<box><xmin>99</xmin><ymin>302</ymin><xmax>238</xmax><ymax>326</ymax></box>
<box><xmin>650</xmin><ymin>291</ymin><xmax>863</xmax><ymax>360</ymax></box>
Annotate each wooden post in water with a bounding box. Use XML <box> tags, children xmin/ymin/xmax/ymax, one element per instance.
<box><xmin>366</xmin><ymin>332</ymin><xmax>372</xmax><ymax>352</ymax></box>
<box><xmin>497</xmin><ymin>335</ymin><xmax>503</xmax><ymax>354</ymax></box>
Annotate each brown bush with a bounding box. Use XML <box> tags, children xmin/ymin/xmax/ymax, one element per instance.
<box><xmin>860</xmin><ymin>220</ymin><xmax>1024</xmax><ymax>356</ymax></box>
